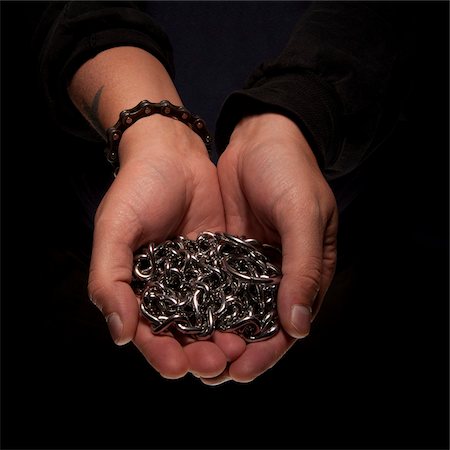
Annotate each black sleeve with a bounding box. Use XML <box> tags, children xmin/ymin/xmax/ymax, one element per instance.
<box><xmin>33</xmin><ymin>1</ymin><xmax>175</xmax><ymax>141</ymax></box>
<box><xmin>214</xmin><ymin>1</ymin><xmax>423</xmax><ymax>180</ymax></box>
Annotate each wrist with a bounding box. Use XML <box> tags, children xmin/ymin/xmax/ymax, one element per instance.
<box><xmin>231</xmin><ymin>113</ymin><xmax>304</xmax><ymax>143</ymax></box>
<box><xmin>107</xmin><ymin>99</ymin><xmax>212</xmax><ymax>174</ymax></box>
<box><xmin>118</xmin><ymin>114</ymin><xmax>210</xmax><ymax>167</ymax></box>
<box><xmin>229</xmin><ymin>113</ymin><xmax>318</xmax><ymax>167</ymax></box>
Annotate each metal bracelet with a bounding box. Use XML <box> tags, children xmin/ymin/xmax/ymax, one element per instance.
<box><xmin>131</xmin><ymin>232</ymin><xmax>282</xmax><ymax>342</ymax></box>
<box><xmin>105</xmin><ymin>99</ymin><xmax>213</xmax><ymax>174</ymax></box>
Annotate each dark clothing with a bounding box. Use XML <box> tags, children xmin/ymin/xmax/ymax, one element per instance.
<box><xmin>34</xmin><ymin>1</ymin><xmax>424</xmax><ymax>182</ymax></box>
<box><xmin>31</xmin><ymin>0</ymin><xmax>435</xmax><ymax>216</ymax></box>
<box><xmin>215</xmin><ymin>2</ymin><xmax>423</xmax><ymax>179</ymax></box>
<box><xmin>1</xmin><ymin>2</ymin><xmax>448</xmax><ymax>449</ymax></box>
<box><xmin>33</xmin><ymin>1</ymin><xmax>175</xmax><ymax>142</ymax></box>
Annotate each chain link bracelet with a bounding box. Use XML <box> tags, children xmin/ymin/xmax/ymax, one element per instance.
<box><xmin>105</xmin><ymin>100</ymin><xmax>213</xmax><ymax>174</ymax></box>
<box><xmin>131</xmin><ymin>232</ymin><xmax>283</xmax><ymax>342</ymax></box>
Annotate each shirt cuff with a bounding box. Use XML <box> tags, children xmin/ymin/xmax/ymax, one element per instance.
<box><xmin>215</xmin><ymin>71</ymin><xmax>343</xmax><ymax>170</ymax></box>
<box><xmin>37</xmin><ymin>4</ymin><xmax>174</xmax><ymax>142</ymax></box>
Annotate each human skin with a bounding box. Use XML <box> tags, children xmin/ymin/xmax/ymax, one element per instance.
<box><xmin>68</xmin><ymin>46</ymin><xmax>246</xmax><ymax>379</ymax></box>
<box><xmin>68</xmin><ymin>46</ymin><xmax>338</xmax><ymax>383</ymax></box>
<box><xmin>210</xmin><ymin>113</ymin><xmax>339</xmax><ymax>383</ymax></box>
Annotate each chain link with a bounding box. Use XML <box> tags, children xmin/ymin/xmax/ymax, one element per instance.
<box><xmin>131</xmin><ymin>232</ymin><xmax>282</xmax><ymax>342</ymax></box>
<box><xmin>105</xmin><ymin>99</ymin><xmax>213</xmax><ymax>175</ymax></box>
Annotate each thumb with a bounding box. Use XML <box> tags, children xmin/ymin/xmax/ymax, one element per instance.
<box><xmin>276</xmin><ymin>219</ymin><xmax>324</xmax><ymax>339</ymax></box>
<box><xmin>88</xmin><ymin>225</ymin><xmax>140</xmax><ymax>346</ymax></box>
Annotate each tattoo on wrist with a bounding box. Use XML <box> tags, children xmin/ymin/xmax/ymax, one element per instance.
<box><xmin>82</xmin><ymin>86</ymin><xmax>104</xmax><ymax>138</ymax></box>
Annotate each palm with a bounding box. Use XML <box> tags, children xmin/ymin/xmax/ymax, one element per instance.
<box><xmin>215</xmin><ymin>145</ymin><xmax>297</xmax><ymax>382</ymax></box>
<box><xmin>215</xmin><ymin>115</ymin><xmax>339</xmax><ymax>383</ymax></box>
<box><xmin>89</xmin><ymin>155</ymin><xmax>244</xmax><ymax>379</ymax></box>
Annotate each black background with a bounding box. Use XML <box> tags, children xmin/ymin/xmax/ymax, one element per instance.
<box><xmin>1</xmin><ymin>1</ymin><xmax>449</xmax><ymax>449</ymax></box>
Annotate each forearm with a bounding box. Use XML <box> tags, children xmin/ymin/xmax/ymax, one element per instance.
<box><xmin>68</xmin><ymin>46</ymin><xmax>182</xmax><ymax>136</ymax></box>
<box><xmin>35</xmin><ymin>1</ymin><xmax>175</xmax><ymax>141</ymax></box>
<box><xmin>68</xmin><ymin>45</ymin><xmax>212</xmax><ymax>174</ymax></box>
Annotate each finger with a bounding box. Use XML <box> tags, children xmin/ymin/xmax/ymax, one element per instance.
<box><xmin>200</xmin><ymin>367</ymin><xmax>232</xmax><ymax>386</ymax></box>
<box><xmin>88</xmin><ymin>226</ymin><xmax>139</xmax><ymax>346</ymax></box>
<box><xmin>228</xmin><ymin>330</ymin><xmax>295</xmax><ymax>383</ymax></box>
<box><xmin>133</xmin><ymin>321</ymin><xmax>189</xmax><ymax>379</ymax></box>
<box><xmin>184</xmin><ymin>340</ymin><xmax>228</xmax><ymax>378</ymax></box>
<box><xmin>276</xmin><ymin>211</ymin><xmax>324</xmax><ymax>339</ymax></box>
<box><xmin>211</xmin><ymin>331</ymin><xmax>247</xmax><ymax>362</ymax></box>
<box><xmin>312</xmin><ymin>210</ymin><xmax>339</xmax><ymax>321</ymax></box>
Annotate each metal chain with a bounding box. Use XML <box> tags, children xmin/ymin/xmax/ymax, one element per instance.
<box><xmin>131</xmin><ymin>232</ymin><xmax>282</xmax><ymax>342</ymax></box>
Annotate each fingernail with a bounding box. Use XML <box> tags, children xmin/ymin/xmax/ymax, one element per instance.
<box><xmin>89</xmin><ymin>294</ymin><xmax>103</xmax><ymax>312</ymax></box>
<box><xmin>290</xmin><ymin>304</ymin><xmax>312</xmax><ymax>339</ymax></box>
<box><xmin>106</xmin><ymin>312</ymin><xmax>124</xmax><ymax>345</ymax></box>
<box><xmin>312</xmin><ymin>289</ymin><xmax>319</xmax><ymax>304</ymax></box>
<box><xmin>201</xmin><ymin>376</ymin><xmax>232</xmax><ymax>386</ymax></box>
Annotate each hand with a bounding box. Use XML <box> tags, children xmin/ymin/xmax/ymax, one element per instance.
<box><xmin>212</xmin><ymin>113</ymin><xmax>338</xmax><ymax>384</ymax></box>
<box><xmin>87</xmin><ymin>116</ymin><xmax>245</xmax><ymax>379</ymax></box>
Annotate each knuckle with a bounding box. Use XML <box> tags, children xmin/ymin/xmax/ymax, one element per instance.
<box><xmin>87</xmin><ymin>278</ymin><xmax>108</xmax><ymax>313</ymax></box>
<box><xmin>287</xmin><ymin>263</ymin><xmax>322</xmax><ymax>297</ymax></box>
<box><xmin>297</xmin><ymin>272</ymin><xmax>321</xmax><ymax>296</ymax></box>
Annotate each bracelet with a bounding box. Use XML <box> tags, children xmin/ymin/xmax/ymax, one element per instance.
<box><xmin>105</xmin><ymin>100</ymin><xmax>213</xmax><ymax>174</ymax></box>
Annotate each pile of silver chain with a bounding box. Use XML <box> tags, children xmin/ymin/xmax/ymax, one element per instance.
<box><xmin>131</xmin><ymin>232</ymin><xmax>282</xmax><ymax>342</ymax></box>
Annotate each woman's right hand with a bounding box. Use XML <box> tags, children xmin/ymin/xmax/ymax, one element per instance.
<box><xmin>87</xmin><ymin>114</ymin><xmax>246</xmax><ymax>380</ymax></box>
<box><xmin>67</xmin><ymin>46</ymin><xmax>247</xmax><ymax>380</ymax></box>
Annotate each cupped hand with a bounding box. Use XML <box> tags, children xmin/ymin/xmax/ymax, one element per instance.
<box><xmin>87</xmin><ymin>116</ymin><xmax>246</xmax><ymax>380</ymax></box>
<box><xmin>211</xmin><ymin>113</ymin><xmax>339</xmax><ymax>384</ymax></box>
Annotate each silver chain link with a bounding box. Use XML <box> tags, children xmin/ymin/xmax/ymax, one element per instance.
<box><xmin>131</xmin><ymin>232</ymin><xmax>282</xmax><ymax>342</ymax></box>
